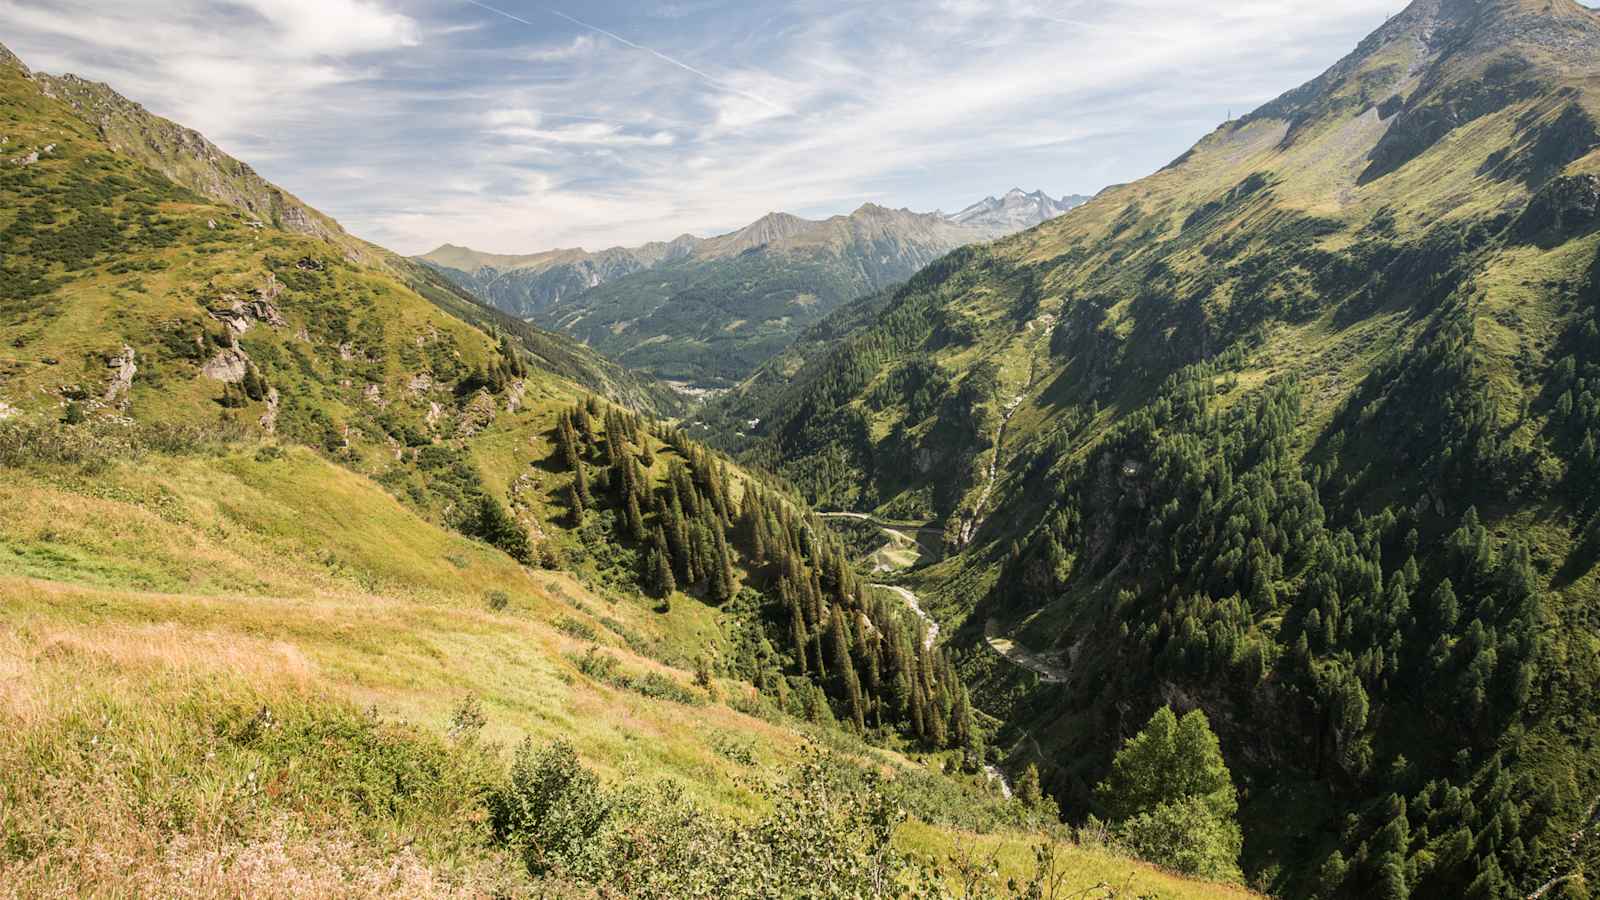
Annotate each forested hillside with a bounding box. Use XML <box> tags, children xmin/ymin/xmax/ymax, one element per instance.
<box><xmin>0</xmin><ymin>38</ymin><xmax>1257</xmax><ymax>897</ymax></box>
<box><xmin>700</xmin><ymin>0</ymin><xmax>1600</xmax><ymax>895</ymax></box>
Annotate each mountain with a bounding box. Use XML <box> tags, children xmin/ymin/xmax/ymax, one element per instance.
<box><xmin>0</xmin><ymin>40</ymin><xmax>1258</xmax><ymax>898</ymax></box>
<box><xmin>0</xmin><ymin>52</ymin><xmax>680</xmax><ymax>418</ymax></box>
<box><xmin>419</xmin><ymin>192</ymin><xmax>1082</xmax><ymax>389</ymax></box>
<box><xmin>698</xmin><ymin>0</ymin><xmax>1600</xmax><ymax>894</ymax></box>
<box><xmin>947</xmin><ymin>188</ymin><xmax>1089</xmax><ymax>235</ymax></box>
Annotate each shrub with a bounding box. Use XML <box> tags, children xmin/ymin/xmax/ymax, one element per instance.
<box><xmin>447</xmin><ymin>694</ymin><xmax>486</xmax><ymax>742</ymax></box>
<box><xmin>485</xmin><ymin>590</ymin><xmax>510</xmax><ymax>612</ymax></box>
<box><xmin>489</xmin><ymin>739</ymin><xmax>611</xmax><ymax>879</ymax></box>
<box><xmin>556</xmin><ymin>617</ymin><xmax>597</xmax><ymax>641</ymax></box>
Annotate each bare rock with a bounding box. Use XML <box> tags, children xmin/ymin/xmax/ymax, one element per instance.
<box><xmin>201</xmin><ymin>347</ymin><xmax>250</xmax><ymax>382</ymax></box>
<box><xmin>427</xmin><ymin>401</ymin><xmax>444</xmax><ymax>427</ymax></box>
<box><xmin>209</xmin><ymin>277</ymin><xmax>287</xmax><ymax>334</ymax></box>
<box><xmin>0</xmin><ymin>399</ymin><xmax>16</xmax><ymax>420</ymax></box>
<box><xmin>505</xmin><ymin>379</ymin><xmax>527</xmax><ymax>412</ymax></box>
<box><xmin>408</xmin><ymin>372</ymin><xmax>434</xmax><ymax>395</ymax></box>
<box><xmin>1517</xmin><ymin>173</ymin><xmax>1600</xmax><ymax>242</ymax></box>
<box><xmin>259</xmin><ymin>386</ymin><xmax>280</xmax><ymax>433</ymax></box>
<box><xmin>362</xmin><ymin>383</ymin><xmax>385</xmax><ymax>407</ymax></box>
<box><xmin>102</xmin><ymin>345</ymin><xmax>136</xmax><ymax>406</ymax></box>
<box><xmin>457</xmin><ymin>390</ymin><xmax>497</xmax><ymax>437</ymax></box>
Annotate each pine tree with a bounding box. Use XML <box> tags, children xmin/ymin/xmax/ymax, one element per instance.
<box><xmin>566</xmin><ymin>480</ymin><xmax>585</xmax><ymax>522</ymax></box>
<box><xmin>828</xmin><ymin>606</ymin><xmax>865</xmax><ymax>732</ymax></box>
<box><xmin>573</xmin><ymin>459</ymin><xmax>592</xmax><ymax>509</ymax></box>
<box><xmin>625</xmin><ymin>492</ymin><xmax>646</xmax><ymax>543</ymax></box>
<box><xmin>711</xmin><ymin>525</ymin><xmax>736</xmax><ymax>604</ymax></box>
<box><xmin>1017</xmin><ymin>763</ymin><xmax>1043</xmax><ymax>807</ymax></box>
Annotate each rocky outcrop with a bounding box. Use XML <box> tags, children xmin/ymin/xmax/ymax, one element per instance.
<box><xmin>504</xmin><ymin>379</ymin><xmax>527</xmax><ymax>412</ymax></box>
<box><xmin>1516</xmin><ymin>173</ymin><xmax>1600</xmax><ymax>242</ymax></box>
<box><xmin>208</xmin><ymin>274</ymin><xmax>288</xmax><ymax>334</ymax></box>
<box><xmin>456</xmin><ymin>391</ymin><xmax>497</xmax><ymax>437</ymax></box>
<box><xmin>201</xmin><ymin>347</ymin><xmax>250</xmax><ymax>383</ymax></box>
<box><xmin>102</xmin><ymin>346</ymin><xmax>136</xmax><ymax>406</ymax></box>
<box><xmin>0</xmin><ymin>399</ymin><xmax>17</xmax><ymax>420</ymax></box>
<box><xmin>259</xmin><ymin>387</ymin><xmax>280</xmax><ymax>433</ymax></box>
<box><xmin>408</xmin><ymin>373</ymin><xmax>434</xmax><ymax>395</ymax></box>
<box><xmin>362</xmin><ymin>383</ymin><xmax>385</xmax><ymax>407</ymax></box>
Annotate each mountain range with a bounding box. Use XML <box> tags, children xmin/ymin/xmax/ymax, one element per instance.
<box><xmin>419</xmin><ymin>191</ymin><xmax>1086</xmax><ymax>389</ymax></box>
<box><xmin>7</xmin><ymin>0</ymin><xmax>1600</xmax><ymax>894</ymax></box>
<box><xmin>0</xmin><ymin>34</ymin><xmax>1243</xmax><ymax>898</ymax></box>
<box><xmin>697</xmin><ymin>0</ymin><xmax>1600</xmax><ymax>893</ymax></box>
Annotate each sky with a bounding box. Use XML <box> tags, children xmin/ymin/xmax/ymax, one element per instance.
<box><xmin>1</xmin><ymin>0</ymin><xmax>1449</xmax><ymax>255</ymax></box>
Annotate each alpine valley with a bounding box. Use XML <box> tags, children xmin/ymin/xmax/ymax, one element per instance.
<box><xmin>3</xmin><ymin>0</ymin><xmax>1600</xmax><ymax>898</ymax></box>
<box><xmin>696</xmin><ymin>0</ymin><xmax>1600</xmax><ymax>896</ymax></box>
<box><xmin>419</xmin><ymin>190</ymin><xmax>1086</xmax><ymax>390</ymax></box>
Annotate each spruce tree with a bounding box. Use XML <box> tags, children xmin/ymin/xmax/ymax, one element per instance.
<box><xmin>1017</xmin><ymin>763</ymin><xmax>1043</xmax><ymax>807</ymax></box>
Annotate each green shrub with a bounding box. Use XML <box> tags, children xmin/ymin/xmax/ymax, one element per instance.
<box><xmin>485</xmin><ymin>590</ymin><xmax>510</xmax><ymax>612</ymax></box>
<box><xmin>489</xmin><ymin>739</ymin><xmax>611</xmax><ymax>879</ymax></box>
<box><xmin>556</xmin><ymin>616</ymin><xmax>597</xmax><ymax>641</ymax></box>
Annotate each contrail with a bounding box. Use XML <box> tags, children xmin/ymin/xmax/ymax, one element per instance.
<box><xmin>463</xmin><ymin>0</ymin><xmax>790</xmax><ymax>114</ymax></box>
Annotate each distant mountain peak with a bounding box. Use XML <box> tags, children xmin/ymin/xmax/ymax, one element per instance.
<box><xmin>947</xmin><ymin>189</ymin><xmax>1088</xmax><ymax>235</ymax></box>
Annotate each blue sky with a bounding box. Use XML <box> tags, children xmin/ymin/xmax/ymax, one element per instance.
<box><xmin>2</xmin><ymin>1</ymin><xmax>1459</xmax><ymax>254</ymax></box>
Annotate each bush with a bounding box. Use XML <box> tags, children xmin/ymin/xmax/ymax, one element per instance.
<box><xmin>490</xmin><ymin>739</ymin><xmax>611</xmax><ymax>879</ymax></box>
<box><xmin>485</xmin><ymin>590</ymin><xmax>510</xmax><ymax>612</ymax></box>
<box><xmin>0</xmin><ymin>418</ymin><xmax>248</xmax><ymax>469</ymax></box>
<box><xmin>557</xmin><ymin>616</ymin><xmax>597</xmax><ymax>641</ymax></box>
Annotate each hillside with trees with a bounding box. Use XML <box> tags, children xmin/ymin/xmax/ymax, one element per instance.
<box><xmin>0</xmin><ymin>37</ymin><xmax>1252</xmax><ymax>898</ymax></box>
<box><xmin>698</xmin><ymin>0</ymin><xmax>1600</xmax><ymax>895</ymax></box>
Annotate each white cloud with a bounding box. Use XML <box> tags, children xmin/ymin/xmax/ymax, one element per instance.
<box><xmin>1</xmin><ymin>0</ymin><xmax>1407</xmax><ymax>255</ymax></box>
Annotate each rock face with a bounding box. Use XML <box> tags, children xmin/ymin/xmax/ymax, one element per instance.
<box><xmin>504</xmin><ymin>379</ymin><xmax>527</xmax><ymax>412</ymax></box>
<box><xmin>201</xmin><ymin>347</ymin><xmax>250</xmax><ymax>383</ymax></box>
<box><xmin>1517</xmin><ymin>173</ymin><xmax>1600</xmax><ymax>241</ymax></box>
<box><xmin>102</xmin><ymin>346</ymin><xmax>136</xmax><ymax>406</ymax></box>
<box><xmin>259</xmin><ymin>387</ymin><xmax>280</xmax><ymax>433</ymax></box>
<box><xmin>208</xmin><ymin>274</ymin><xmax>288</xmax><ymax>334</ymax></box>
<box><xmin>456</xmin><ymin>391</ymin><xmax>498</xmax><ymax>437</ymax></box>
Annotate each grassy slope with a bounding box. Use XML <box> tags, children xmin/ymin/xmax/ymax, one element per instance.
<box><xmin>0</xmin><ymin>444</ymin><xmax>1253</xmax><ymax>899</ymax></box>
<box><xmin>0</xmin><ymin>41</ymin><xmax>1248</xmax><ymax>898</ymax></box>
